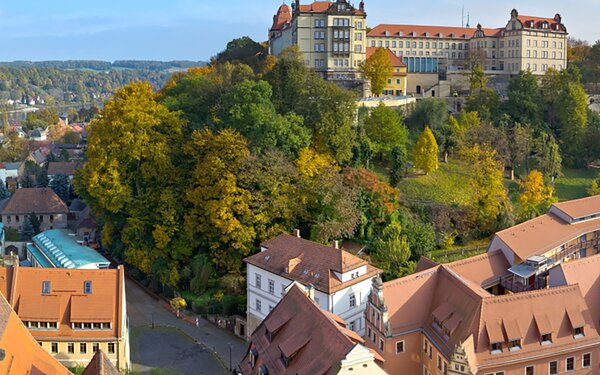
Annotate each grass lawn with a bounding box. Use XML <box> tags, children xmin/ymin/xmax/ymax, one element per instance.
<box><xmin>397</xmin><ymin>160</ymin><xmax>475</xmax><ymax>206</ymax></box>
<box><xmin>554</xmin><ymin>168</ymin><xmax>597</xmax><ymax>201</ymax></box>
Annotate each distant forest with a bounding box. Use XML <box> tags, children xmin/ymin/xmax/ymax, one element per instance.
<box><xmin>0</xmin><ymin>60</ymin><xmax>207</xmax><ymax>106</ymax></box>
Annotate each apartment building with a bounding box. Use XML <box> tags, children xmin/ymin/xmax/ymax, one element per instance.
<box><xmin>0</xmin><ymin>263</ymin><xmax>130</xmax><ymax>370</ymax></box>
<box><xmin>363</xmin><ymin>195</ymin><xmax>600</xmax><ymax>374</ymax></box>
<box><xmin>243</xmin><ymin>230</ymin><xmax>381</xmax><ymax>338</ymax></box>
<box><xmin>240</xmin><ymin>284</ymin><xmax>386</xmax><ymax>375</ymax></box>
<box><xmin>269</xmin><ymin>0</ymin><xmax>367</xmax><ymax>86</ymax></box>
<box><xmin>367</xmin><ymin>9</ymin><xmax>568</xmax><ymax>95</ymax></box>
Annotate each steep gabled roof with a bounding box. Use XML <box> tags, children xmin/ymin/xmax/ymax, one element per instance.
<box><xmin>1</xmin><ymin>188</ymin><xmax>68</xmax><ymax>214</ymax></box>
<box><xmin>82</xmin><ymin>350</ymin><xmax>120</xmax><ymax>375</ymax></box>
<box><xmin>241</xmin><ymin>285</ymin><xmax>380</xmax><ymax>375</ymax></box>
<box><xmin>516</xmin><ymin>14</ymin><xmax>566</xmax><ymax>32</ymax></box>
<box><xmin>244</xmin><ymin>234</ymin><xmax>380</xmax><ymax>293</ymax></box>
<box><xmin>366</xmin><ymin>47</ymin><xmax>406</xmax><ymax>67</ymax></box>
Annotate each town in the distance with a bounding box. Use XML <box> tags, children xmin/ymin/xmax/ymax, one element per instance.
<box><xmin>0</xmin><ymin>0</ymin><xmax>599</xmax><ymax>374</ymax></box>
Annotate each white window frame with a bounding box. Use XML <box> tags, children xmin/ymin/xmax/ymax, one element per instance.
<box><xmin>395</xmin><ymin>340</ymin><xmax>405</xmax><ymax>354</ymax></box>
<box><xmin>548</xmin><ymin>360</ymin><xmax>558</xmax><ymax>375</ymax></box>
<box><xmin>525</xmin><ymin>365</ymin><xmax>534</xmax><ymax>375</ymax></box>
<box><xmin>582</xmin><ymin>353</ymin><xmax>591</xmax><ymax>368</ymax></box>
<box><xmin>565</xmin><ymin>356</ymin><xmax>575</xmax><ymax>372</ymax></box>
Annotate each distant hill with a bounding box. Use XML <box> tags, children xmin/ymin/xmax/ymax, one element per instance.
<box><xmin>0</xmin><ymin>60</ymin><xmax>207</xmax><ymax>72</ymax></box>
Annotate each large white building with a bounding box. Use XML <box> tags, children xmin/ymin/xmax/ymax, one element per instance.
<box><xmin>243</xmin><ymin>230</ymin><xmax>381</xmax><ymax>338</ymax></box>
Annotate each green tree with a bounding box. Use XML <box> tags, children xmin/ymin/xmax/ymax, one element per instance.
<box><xmin>0</xmin><ymin>181</ymin><xmax>9</xmax><ymax>200</ymax></box>
<box><xmin>534</xmin><ymin>132</ymin><xmax>562</xmax><ymax>181</ymax></box>
<box><xmin>364</xmin><ymin>102</ymin><xmax>408</xmax><ymax>158</ymax></box>
<box><xmin>361</xmin><ymin>47</ymin><xmax>392</xmax><ymax>96</ymax></box>
<box><xmin>61</xmin><ymin>129</ymin><xmax>80</xmax><ymax>144</ymax></box>
<box><xmin>413</xmin><ymin>127</ymin><xmax>439</xmax><ymax>174</ymax></box>
<box><xmin>21</xmin><ymin>215</ymin><xmax>34</xmax><ymax>239</ymax></box>
<box><xmin>49</xmin><ymin>174</ymin><xmax>70</xmax><ymax>201</ymax></box>
<box><xmin>27</xmin><ymin>212</ymin><xmax>41</xmax><ymax>235</ymax></box>
<box><xmin>389</xmin><ymin>146</ymin><xmax>406</xmax><ymax>186</ymax></box>
<box><xmin>406</xmin><ymin>98</ymin><xmax>448</xmax><ymax>131</ymax></box>
<box><xmin>556</xmin><ymin>81</ymin><xmax>588</xmax><ymax>165</ymax></box>
<box><xmin>505</xmin><ymin>71</ymin><xmax>543</xmax><ymax>130</ymax></box>
<box><xmin>469</xmin><ymin>63</ymin><xmax>488</xmax><ymax>95</ymax></box>
<box><xmin>371</xmin><ymin>220</ymin><xmax>414</xmax><ymax>280</ymax></box>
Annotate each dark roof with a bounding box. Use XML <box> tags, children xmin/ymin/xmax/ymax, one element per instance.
<box><xmin>82</xmin><ymin>350</ymin><xmax>120</xmax><ymax>375</ymax></box>
<box><xmin>1</xmin><ymin>188</ymin><xmax>68</xmax><ymax>214</ymax></box>
<box><xmin>48</xmin><ymin>161</ymin><xmax>81</xmax><ymax>176</ymax></box>
<box><xmin>240</xmin><ymin>285</ymin><xmax>375</xmax><ymax>375</ymax></box>
<box><xmin>244</xmin><ymin>234</ymin><xmax>381</xmax><ymax>293</ymax></box>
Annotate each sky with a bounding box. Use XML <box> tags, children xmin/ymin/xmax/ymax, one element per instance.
<box><xmin>0</xmin><ymin>0</ymin><xmax>598</xmax><ymax>61</ymax></box>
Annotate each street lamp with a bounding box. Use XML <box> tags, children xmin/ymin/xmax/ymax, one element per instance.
<box><xmin>228</xmin><ymin>342</ymin><xmax>234</xmax><ymax>373</ymax></box>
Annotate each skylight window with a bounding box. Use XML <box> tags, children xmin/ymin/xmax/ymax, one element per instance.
<box><xmin>84</xmin><ymin>281</ymin><xmax>92</xmax><ymax>294</ymax></box>
<box><xmin>42</xmin><ymin>281</ymin><xmax>51</xmax><ymax>294</ymax></box>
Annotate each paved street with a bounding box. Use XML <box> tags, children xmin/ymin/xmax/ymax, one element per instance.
<box><xmin>126</xmin><ymin>279</ymin><xmax>247</xmax><ymax>374</ymax></box>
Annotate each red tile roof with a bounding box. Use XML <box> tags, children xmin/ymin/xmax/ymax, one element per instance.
<box><xmin>47</xmin><ymin>161</ymin><xmax>81</xmax><ymax>176</ymax></box>
<box><xmin>244</xmin><ymin>234</ymin><xmax>381</xmax><ymax>293</ymax></box>
<box><xmin>82</xmin><ymin>350</ymin><xmax>120</xmax><ymax>375</ymax></box>
<box><xmin>298</xmin><ymin>1</ymin><xmax>365</xmax><ymax>15</ymax></box>
<box><xmin>240</xmin><ymin>285</ymin><xmax>382</xmax><ymax>375</ymax></box>
<box><xmin>1</xmin><ymin>188</ymin><xmax>68</xmax><ymax>215</ymax></box>
<box><xmin>550</xmin><ymin>194</ymin><xmax>600</xmax><ymax>221</ymax></box>
<box><xmin>271</xmin><ymin>3</ymin><xmax>292</xmax><ymax>31</ymax></box>
<box><xmin>368</xmin><ymin>24</ymin><xmax>503</xmax><ymax>39</ymax></box>
<box><xmin>517</xmin><ymin>15</ymin><xmax>566</xmax><ymax>32</ymax></box>
<box><xmin>366</xmin><ymin>47</ymin><xmax>406</xmax><ymax>67</ymax></box>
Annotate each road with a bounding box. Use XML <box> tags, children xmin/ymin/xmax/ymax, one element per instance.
<box><xmin>126</xmin><ymin>279</ymin><xmax>247</xmax><ymax>374</ymax></box>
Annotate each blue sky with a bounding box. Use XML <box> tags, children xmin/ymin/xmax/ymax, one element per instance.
<box><xmin>0</xmin><ymin>0</ymin><xmax>597</xmax><ymax>61</ymax></box>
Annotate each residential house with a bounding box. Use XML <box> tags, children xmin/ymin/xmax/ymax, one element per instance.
<box><xmin>0</xmin><ymin>188</ymin><xmax>69</xmax><ymax>232</ymax></box>
<box><xmin>240</xmin><ymin>284</ymin><xmax>386</xmax><ymax>375</ymax></box>
<box><xmin>362</xmin><ymin>196</ymin><xmax>600</xmax><ymax>374</ymax></box>
<box><xmin>0</xmin><ymin>263</ymin><xmax>131</xmax><ymax>370</ymax></box>
<box><xmin>24</xmin><ymin>229</ymin><xmax>110</xmax><ymax>269</ymax></box>
<box><xmin>244</xmin><ymin>231</ymin><xmax>381</xmax><ymax>337</ymax></box>
<box><xmin>269</xmin><ymin>0</ymin><xmax>368</xmax><ymax>88</ymax></box>
<box><xmin>26</xmin><ymin>148</ymin><xmax>49</xmax><ymax>166</ymax></box>
<box><xmin>366</xmin><ymin>47</ymin><xmax>408</xmax><ymax>96</ymax></box>
<box><xmin>48</xmin><ymin>161</ymin><xmax>81</xmax><ymax>182</ymax></box>
<box><xmin>0</xmin><ymin>161</ymin><xmax>24</xmax><ymax>184</ymax></box>
<box><xmin>29</xmin><ymin>128</ymin><xmax>48</xmax><ymax>142</ymax></box>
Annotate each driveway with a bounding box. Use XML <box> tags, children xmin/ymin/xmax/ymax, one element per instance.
<box><xmin>126</xmin><ymin>279</ymin><xmax>247</xmax><ymax>374</ymax></box>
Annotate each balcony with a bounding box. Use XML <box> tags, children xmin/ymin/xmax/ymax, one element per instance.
<box><xmin>500</xmin><ymin>275</ymin><xmax>536</xmax><ymax>293</ymax></box>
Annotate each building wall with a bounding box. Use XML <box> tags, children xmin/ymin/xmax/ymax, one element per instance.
<box><xmin>474</xmin><ymin>349</ymin><xmax>598</xmax><ymax>375</ymax></box>
<box><xmin>2</xmin><ymin>213</ymin><xmax>67</xmax><ymax>232</ymax></box>
<box><xmin>38</xmin><ymin>340</ymin><xmax>123</xmax><ymax>369</ymax></box>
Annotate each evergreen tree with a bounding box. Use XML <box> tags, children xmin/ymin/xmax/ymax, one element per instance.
<box><xmin>390</xmin><ymin>146</ymin><xmax>406</xmax><ymax>187</ymax></box>
<box><xmin>21</xmin><ymin>215</ymin><xmax>34</xmax><ymax>239</ymax></box>
<box><xmin>27</xmin><ymin>212</ymin><xmax>41</xmax><ymax>235</ymax></box>
<box><xmin>413</xmin><ymin>127</ymin><xmax>439</xmax><ymax>174</ymax></box>
<box><xmin>0</xmin><ymin>181</ymin><xmax>9</xmax><ymax>200</ymax></box>
<box><xmin>49</xmin><ymin>174</ymin><xmax>70</xmax><ymax>202</ymax></box>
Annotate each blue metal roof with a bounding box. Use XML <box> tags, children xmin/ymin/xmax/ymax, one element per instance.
<box><xmin>31</xmin><ymin>229</ymin><xmax>110</xmax><ymax>269</ymax></box>
<box><xmin>26</xmin><ymin>243</ymin><xmax>55</xmax><ymax>268</ymax></box>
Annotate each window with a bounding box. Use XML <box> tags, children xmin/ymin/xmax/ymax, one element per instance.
<box><xmin>490</xmin><ymin>342</ymin><xmax>502</xmax><ymax>353</ymax></box>
<box><xmin>541</xmin><ymin>333</ymin><xmax>552</xmax><ymax>344</ymax></box>
<box><xmin>255</xmin><ymin>274</ymin><xmax>261</xmax><ymax>289</ymax></box>
<box><xmin>509</xmin><ymin>339</ymin><xmax>521</xmax><ymax>351</ymax></box>
<box><xmin>566</xmin><ymin>357</ymin><xmax>574</xmax><ymax>372</ymax></box>
<box><xmin>396</xmin><ymin>341</ymin><xmax>404</xmax><ymax>354</ymax></box>
<box><xmin>268</xmin><ymin>279</ymin><xmax>274</xmax><ymax>295</ymax></box>
<box><xmin>108</xmin><ymin>343</ymin><xmax>115</xmax><ymax>354</ymax></box>
<box><xmin>583</xmin><ymin>353</ymin><xmax>591</xmax><ymax>368</ymax></box>
<box><xmin>256</xmin><ymin>299</ymin><xmax>262</xmax><ymax>312</ymax></box>
<box><xmin>92</xmin><ymin>343</ymin><xmax>99</xmax><ymax>352</ymax></box>
<box><xmin>84</xmin><ymin>281</ymin><xmax>92</xmax><ymax>294</ymax></box>
<box><xmin>548</xmin><ymin>361</ymin><xmax>558</xmax><ymax>375</ymax></box>
<box><xmin>437</xmin><ymin>355</ymin><xmax>443</xmax><ymax>371</ymax></box>
<box><xmin>51</xmin><ymin>342</ymin><xmax>58</xmax><ymax>353</ymax></box>
<box><xmin>368</xmin><ymin>327</ymin><xmax>372</xmax><ymax>339</ymax></box>
<box><xmin>42</xmin><ymin>281</ymin><xmax>51</xmax><ymax>294</ymax></box>
<box><xmin>525</xmin><ymin>366</ymin><xmax>534</xmax><ymax>375</ymax></box>
<box><xmin>574</xmin><ymin>326</ymin><xmax>584</xmax><ymax>338</ymax></box>
<box><xmin>379</xmin><ymin>338</ymin><xmax>384</xmax><ymax>351</ymax></box>
<box><xmin>349</xmin><ymin>293</ymin><xmax>356</xmax><ymax>308</ymax></box>
<box><xmin>80</xmin><ymin>343</ymin><xmax>87</xmax><ymax>354</ymax></box>
<box><xmin>68</xmin><ymin>343</ymin><xmax>75</xmax><ymax>354</ymax></box>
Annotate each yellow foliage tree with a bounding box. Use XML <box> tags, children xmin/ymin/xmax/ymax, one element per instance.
<box><xmin>412</xmin><ymin>127</ymin><xmax>439</xmax><ymax>174</ymax></box>
<box><xmin>295</xmin><ymin>147</ymin><xmax>338</xmax><ymax>178</ymax></box>
<box><xmin>518</xmin><ymin>170</ymin><xmax>556</xmax><ymax>219</ymax></box>
<box><xmin>360</xmin><ymin>47</ymin><xmax>392</xmax><ymax>96</ymax></box>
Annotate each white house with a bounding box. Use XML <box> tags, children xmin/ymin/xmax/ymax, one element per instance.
<box><xmin>243</xmin><ymin>230</ymin><xmax>381</xmax><ymax>338</ymax></box>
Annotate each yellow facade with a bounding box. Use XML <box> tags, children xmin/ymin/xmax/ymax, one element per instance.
<box><xmin>383</xmin><ymin>66</ymin><xmax>408</xmax><ymax>96</ymax></box>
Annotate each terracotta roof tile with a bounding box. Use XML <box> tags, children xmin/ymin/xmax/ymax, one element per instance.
<box><xmin>366</xmin><ymin>47</ymin><xmax>406</xmax><ymax>67</ymax></box>
<box><xmin>244</xmin><ymin>234</ymin><xmax>381</xmax><ymax>293</ymax></box>
<box><xmin>82</xmin><ymin>350</ymin><xmax>120</xmax><ymax>375</ymax></box>
<box><xmin>1</xmin><ymin>188</ymin><xmax>68</xmax><ymax>214</ymax></box>
<box><xmin>368</xmin><ymin>24</ymin><xmax>503</xmax><ymax>39</ymax></box>
<box><xmin>70</xmin><ymin>294</ymin><xmax>114</xmax><ymax>322</ymax></box>
<box><xmin>550</xmin><ymin>194</ymin><xmax>600</xmax><ymax>221</ymax></box>
<box><xmin>18</xmin><ymin>294</ymin><xmax>60</xmax><ymax>321</ymax></box>
<box><xmin>517</xmin><ymin>15</ymin><xmax>566</xmax><ymax>32</ymax></box>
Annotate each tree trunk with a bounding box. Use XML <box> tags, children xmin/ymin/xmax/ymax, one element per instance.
<box><xmin>443</xmin><ymin>151</ymin><xmax>448</xmax><ymax>163</ymax></box>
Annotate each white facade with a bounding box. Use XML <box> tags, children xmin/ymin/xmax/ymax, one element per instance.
<box><xmin>246</xmin><ymin>263</ymin><xmax>374</xmax><ymax>337</ymax></box>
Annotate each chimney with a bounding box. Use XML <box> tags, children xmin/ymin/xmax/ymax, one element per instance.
<box><xmin>333</xmin><ymin>240</ymin><xmax>339</xmax><ymax>249</ymax></box>
<box><xmin>293</xmin><ymin>229</ymin><xmax>301</xmax><ymax>238</ymax></box>
<box><xmin>287</xmin><ymin>257</ymin><xmax>301</xmax><ymax>273</ymax></box>
<box><xmin>306</xmin><ymin>284</ymin><xmax>315</xmax><ymax>301</ymax></box>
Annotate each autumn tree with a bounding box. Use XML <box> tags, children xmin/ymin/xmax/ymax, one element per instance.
<box><xmin>518</xmin><ymin>170</ymin><xmax>556</xmax><ymax>220</ymax></box>
<box><xmin>361</xmin><ymin>47</ymin><xmax>392</xmax><ymax>96</ymax></box>
<box><xmin>76</xmin><ymin>81</ymin><xmax>188</xmax><ymax>286</ymax></box>
<box><xmin>364</xmin><ymin>102</ymin><xmax>408</xmax><ymax>158</ymax></box>
<box><xmin>184</xmin><ymin>128</ymin><xmax>255</xmax><ymax>274</ymax></box>
<box><xmin>460</xmin><ymin>145</ymin><xmax>510</xmax><ymax>229</ymax></box>
<box><xmin>413</xmin><ymin>127</ymin><xmax>439</xmax><ymax>174</ymax></box>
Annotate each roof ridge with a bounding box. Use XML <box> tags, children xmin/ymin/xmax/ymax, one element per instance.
<box><xmin>383</xmin><ymin>266</ymin><xmax>439</xmax><ymax>288</ymax></box>
<box><xmin>484</xmin><ymin>284</ymin><xmax>580</xmax><ymax>303</ymax></box>
<box><xmin>446</xmin><ymin>249</ymin><xmax>502</xmax><ymax>267</ymax></box>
